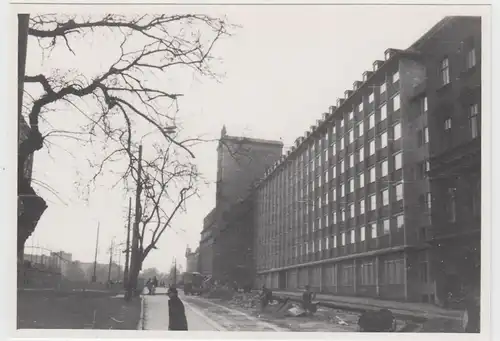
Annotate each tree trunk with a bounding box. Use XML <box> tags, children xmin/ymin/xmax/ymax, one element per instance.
<box><xmin>125</xmin><ymin>252</ymin><xmax>143</xmax><ymax>301</ymax></box>
<box><xmin>17</xmin><ymin>14</ymin><xmax>48</xmax><ymax>262</ymax></box>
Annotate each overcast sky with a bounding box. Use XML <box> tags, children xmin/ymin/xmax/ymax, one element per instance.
<box><xmin>21</xmin><ymin>5</ymin><xmax>486</xmax><ymax>273</ymax></box>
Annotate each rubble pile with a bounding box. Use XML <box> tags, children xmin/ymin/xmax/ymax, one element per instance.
<box><xmin>228</xmin><ymin>292</ymin><xmax>261</xmax><ymax>309</ymax></box>
<box><xmin>206</xmin><ymin>287</ymin><xmax>235</xmax><ymax>301</ymax></box>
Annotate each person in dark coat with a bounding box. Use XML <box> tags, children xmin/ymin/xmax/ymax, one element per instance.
<box><xmin>167</xmin><ymin>287</ymin><xmax>188</xmax><ymax>331</ymax></box>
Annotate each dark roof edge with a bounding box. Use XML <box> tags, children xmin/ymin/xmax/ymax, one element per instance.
<box><xmin>408</xmin><ymin>16</ymin><xmax>481</xmax><ymax>50</ymax></box>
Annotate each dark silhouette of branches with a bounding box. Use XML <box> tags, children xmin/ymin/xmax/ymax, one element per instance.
<box><xmin>20</xmin><ymin>13</ymin><xmax>234</xmax><ymax>186</ymax></box>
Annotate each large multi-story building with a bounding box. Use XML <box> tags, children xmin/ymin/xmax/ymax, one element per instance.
<box><xmin>199</xmin><ymin>127</ymin><xmax>283</xmax><ymax>283</ymax></box>
<box><xmin>254</xmin><ymin>16</ymin><xmax>481</xmax><ymax>304</ymax></box>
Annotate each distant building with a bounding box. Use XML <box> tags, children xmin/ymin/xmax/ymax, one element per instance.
<box><xmin>185</xmin><ymin>247</ymin><xmax>199</xmax><ymax>273</ymax></box>
<box><xmin>211</xmin><ymin>127</ymin><xmax>283</xmax><ymax>283</ymax></box>
<box><xmin>199</xmin><ymin>208</ymin><xmax>215</xmax><ymax>277</ymax></box>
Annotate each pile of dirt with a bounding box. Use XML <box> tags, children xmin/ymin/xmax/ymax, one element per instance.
<box><xmin>206</xmin><ymin>287</ymin><xmax>235</xmax><ymax>301</ymax></box>
<box><xmin>228</xmin><ymin>292</ymin><xmax>262</xmax><ymax>309</ymax></box>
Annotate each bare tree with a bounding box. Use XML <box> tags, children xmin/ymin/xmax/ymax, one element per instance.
<box><xmin>18</xmin><ymin>13</ymin><xmax>234</xmax><ymax>254</ymax></box>
<box><xmin>124</xmin><ymin>140</ymin><xmax>198</xmax><ymax>299</ymax></box>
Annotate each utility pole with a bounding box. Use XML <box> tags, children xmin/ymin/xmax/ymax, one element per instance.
<box><xmin>127</xmin><ymin>145</ymin><xmax>143</xmax><ymax>300</ymax></box>
<box><xmin>92</xmin><ymin>222</ymin><xmax>100</xmax><ymax>283</ymax></box>
<box><xmin>123</xmin><ymin>197</ymin><xmax>132</xmax><ymax>289</ymax></box>
<box><xmin>107</xmin><ymin>238</ymin><xmax>114</xmax><ymax>284</ymax></box>
<box><xmin>117</xmin><ymin>248</ymin><xmax>121</xmax><ymax>282</ymax></box>
<box><xmin>173</xmin><ymin>257</ymin><xmax>177</xmax><ymax>286</ymax></box>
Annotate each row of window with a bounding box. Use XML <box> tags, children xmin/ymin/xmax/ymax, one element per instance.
<box><xmin>439</xmin><ymin>47</ymin><xmax>477</xmax><ymax>86</ymax></box>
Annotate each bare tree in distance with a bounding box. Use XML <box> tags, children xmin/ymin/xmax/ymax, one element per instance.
<box><xmin>124</xmin><ymin>139</ymin><xmax>199</xmax><ymax>299</ymax></box>
<box><xmin>18</xmin><ymin>13</ymin><xmax>235</xmax><ymax>252</ymax></box>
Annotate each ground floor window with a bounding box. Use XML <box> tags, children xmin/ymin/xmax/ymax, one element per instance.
<box><xmin>382</xmin><ymin>258</ymin><xmax>405</xmax><ymax>285</ymax></box>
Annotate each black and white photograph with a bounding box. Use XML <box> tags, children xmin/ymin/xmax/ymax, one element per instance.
<box><xmin>5</xmin><ymin>1</ymin><xmax>492</xmax><ymax>338</ymax></box>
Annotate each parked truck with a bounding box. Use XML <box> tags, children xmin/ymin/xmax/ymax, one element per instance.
<box><xmin>182</xmin><ymin>272</ymin><xmax>204</xmax><ymax>295</ymax></box>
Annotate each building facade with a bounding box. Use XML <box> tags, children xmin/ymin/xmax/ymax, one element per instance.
<box><xmin>419</xmin><ymin>17</ymin><xmax>482</xmax><ymax>305</ymax></box>
<box><xmin>254</xmin><ymin>16</ymin><xmax>481</xmax><ymax>303</ymax></box>
<box><xmin>199</xmin><ymin>127</ymin><xmax>283</xmax><ymax>283</ymax></box>
<box><xmin>185</xmin><ymin>247</ymin><xmax>199</xmax><ymax>273</ymax></box>
<box><xmin>198</xmin><ymin>208</ymin><xmax>216</xmax><ymax>277</ymax></box>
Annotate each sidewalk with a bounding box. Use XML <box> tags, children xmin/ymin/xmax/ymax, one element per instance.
<box><xmin>271</xmin><ymin>290</ymin><xmax>463</xmax><ymax>322</ymax></box>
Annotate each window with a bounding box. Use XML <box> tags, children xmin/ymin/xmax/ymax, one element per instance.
<box><xmin>358</xmin><ymin>102</ymin><xmax>363</xmax><ymax>113</ymax></box>
<box><xmin>360</xmin><ymin>226</ymin><xmax>366</xmax><ymax>241</ymax></box>
<box><xmin>349</xmin><ymin>154</ymin><xmax>354</xmax><ymax>168</ymax></box>
<box><xmin>369</xmin><ymin>92</ymin><xmax>375</xmax><ymax>103</ymax></box>
<box><xmin>368</xmin><ymin>113</ymin><xmax>375</xmax><ymax>129</ymax></box>
<box><xmin>348</xmin><ymin>129</ymin><xmax>354</xmax><ymax>144</ymax></box>
<box><xmin>340</xmin><ymin>136</ymin><xmax>345</xmax><ymax>150</ymax></box>
<box><xmin>359</xmin><ymin>147</ymin><xmax>364</xmax><ymax>162</ymax></box>
<box><xmin>380</xmin><ymin>82</ymin><xmax>386</xmax><ymax>94</ymax></box>
<box><xmin>369</xmin><ymin>167</ymin><xmax>376</xmax><ymax>183</ymax></box>
<box><xmin>369</xmin><ymin>194</ymin><xmax>377</xmax><ymax>211</ymax></box>
<box><xmin>383</xmin><ymin>259</ymin><xmax>405</xmax><ymax>285</ymax></box>
<box><xmin>447</xmin><ymin>188</ymin><xmax>456</xmax><ymax>222</ymax></box>
<box><xmin>318</xmin><ymin>238</ymin><xmax>322</xmax><ymax>252</ymax></box>
<box><xmin>350</xmin><ymin>229</ymin><xmax>356</xmax><ymax>244</ymax></box>
<box><xmin>393</xmin><ymin>122</ymin><xmax>401</xmax><ymax>140</ymax></box>
<box><xmin>359</xmin><ymin>173</ymin><xmax>365</xmax><ymax>188</ymax></box>
<box><xmin>371</xmin><ymin>222</ymin><xmax>377</xmax><ymax>238</ymax></box>
<box><xmin>357</xmin><ymin>121</ymin><xmax>364</xmax><ymax>137</ymax></box>
<box><xmin>332</xmin><ymin>211</ymin><xmax>337</xmax><ymax>224</ymax></box>
<box><xmin>383</xmin><ymin>219</ymin><xmax>390</xmax><ymax>234</ymax></box>
<box><xmin>340</xmin><ymin>159</ymin><xmax>345</xmax><ymax>173</ymax></box>
<box><xmin>466</xmin><ymin>47</ymin><xmax>477</xmax><ymax>69</ymax></box>
<box><xmin>359</xmin><ymin>199</ymin><xmax>365</xmax><ymax>214</ymax></box>
<box><xmin>332</xmin><ymin>164</ymin><xmax>336</xmax><ymax>179</ymax></box>
<box><xmin>393</xmin><ymin>71</ymin><xmax>400</xmax><ymax>83</ymax></box>
<box><xmin>340</xmin><ymin>183</ymin><xmax>345</xmax><ymax>197</ymax></box>
<box><xmin>349</xmin><ymin>203</ymin><xmax>355</xmax><ymax>218</ymax></box>
<box><xmin>396</xmin><ymin>215</ymin><xmax>404</xmax><ymax>228</ymax></box>
<box><xmin>369</xmin><ymin>140</ymin><xmax>376</xmax><ymax>155</ymax></box>
<box><xmin>340</xmin><ymin>118</ymin><xmax>344</xmax><ymax>129</ymax></box>
<box><xmin>392</xmin><ymin>93</ymin><xmax>401</xmax><ymax>111</ymax></box>
<box><xmin>444</xmin><ymin>117</ymin><xmax>452</xmax><ymax>131</ymax></box>
<box><xmin>469</xmin><ymin>104</ymin><xmax>480</xmax><ymax>138</ymax></box>
<box><xmin>324</xmin><ymin>149</ymin><xmax>329</xmax><ymax>164</ymax></box>
<box><xmin>349</xmin><ymin>178</ymin><xmax>355</xmax><ymax>193</ymax></box>
<box><xmin>325</xmin><ymin>236</ymin><xmax>329</xmax><ymax>249</ymax></box>
<box><xmin>394</xmin><ymin>152</ymin><xmax>402</xmax><ymax>170</ymax></box>
<box><xmin>421</xmin><ymin>96</ymin><xmax>428</xmax><ymax>114</ymax></box>
<box><xmin>381</xmin><ymin>159</ymin><xmax>388</xmax><ymax>177</ymax></box>
<box><xmin>341</xmin><ymin>232</ymin><xmax>346</xmax><ymax>246</ymax></box>
<box><xmin>440</xmin><ymin>57</ymin><xmax>450</xmax><ymax>85</ymax></box>
<box><xmin>380</xmin><ymin>103</ymin><xmax>387</xmax><ymax>121</ymax></box>
<box><xmin>341</xmin><ymin>209</ymin><xmax>345</xmax><ymax>221</ymax></box>
<box><xmin>380</xmin><ymin>132</ymin><xmax>388</xmax><ymax>148</ymax></box>
<box><xmin>425</xmin><ymin>192</ymin><xmax>432</xmax><ymax>210</ymax></box>
<box><xmin>395</xmin><ymin>183</ymin><xmax>403</xmax><ymax>201</ymax></box>
<box><xmin>348</xmin><ymin>111</ymin><xmax>354</xmax><ymax>121</ymax></box>
<box><xmin>424</xmin><ymin>127</ymin><xmax>429</xmax><ymax>144</ymax></box>
<box><xmin>382</xmin><ymin>188</ymin><xmax>389</xmax><ymax>206</ymax></box>
<box><xmin>332</xmin><ymin>235</ymin><xmax>337</xmax><ymax>248</ymax></box>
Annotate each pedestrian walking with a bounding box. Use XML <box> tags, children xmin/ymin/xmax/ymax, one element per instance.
<box><xmin>167</xmin><ymin>287</ymin><xmax>188</xmax><ymax>331</ymax></box>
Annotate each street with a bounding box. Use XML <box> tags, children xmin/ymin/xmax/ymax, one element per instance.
<box><xmin>143</xmin><ymin>287</ymin><xmax>224</xmax><ymax>331</ymax></box>
<box><xmin>142</xmin><ymin>288</ymin><xmax>352</xmax><ymax>332</ymax></box>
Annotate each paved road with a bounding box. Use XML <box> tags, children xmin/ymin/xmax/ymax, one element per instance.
<box><xmin>143</xmin><ymin>287</ymin><xmax>224</xmax><ymax>331</ymax></box>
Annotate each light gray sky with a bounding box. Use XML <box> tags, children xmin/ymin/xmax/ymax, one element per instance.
<box><xmin>23</xmin><ymin>5</ymin><xmax>485</xmax><ymax>273</ymax></box>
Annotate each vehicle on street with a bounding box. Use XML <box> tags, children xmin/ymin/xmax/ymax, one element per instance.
<box><xmin>183</xmin><ymin>272</ymin><xmax>204</xmax><ymax>295</ymax></box>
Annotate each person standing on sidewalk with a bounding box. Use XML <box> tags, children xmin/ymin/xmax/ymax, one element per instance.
<box><xmin>167</xmin><ymin>287</ymin><xmax>188</xmax><ymax>331</ymax></box>
<box><xmin>302</xmin><ymin>285</ymin><xmax>317</xmax><ymax>315</ymax></box>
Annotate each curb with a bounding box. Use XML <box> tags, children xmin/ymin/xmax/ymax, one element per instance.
<box><xmin>137</xmin><ymin>295</ymin><xmax>146</xmax><ymax>330</ymax></box>
<box><xmin>270</xmin><ymin>293</ymin><xmax>461</xmax><ymax>323</ymax></box>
